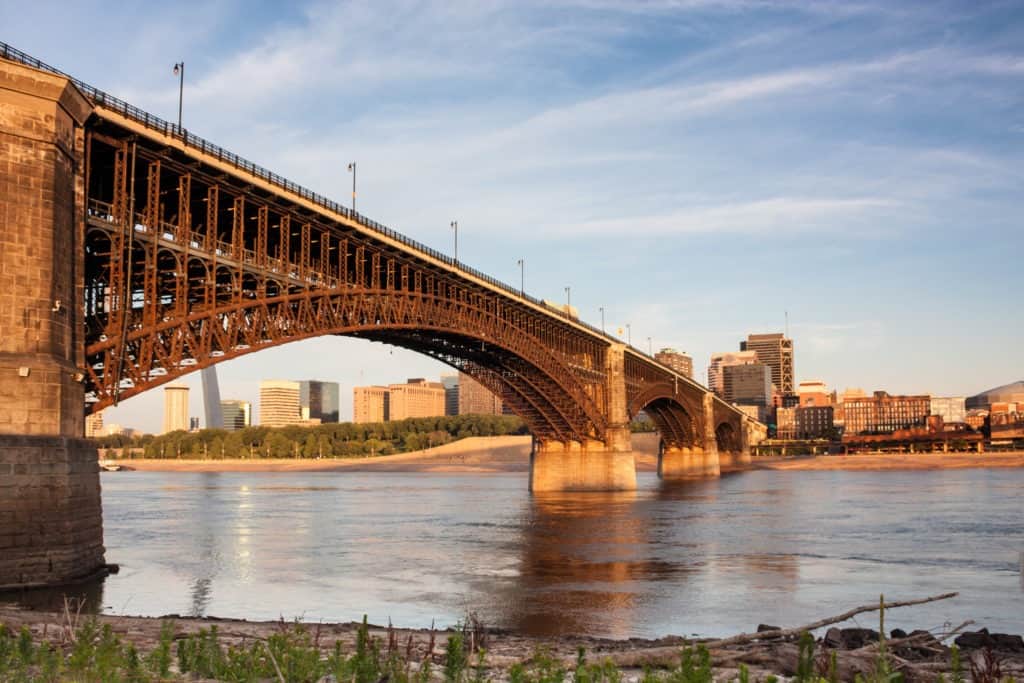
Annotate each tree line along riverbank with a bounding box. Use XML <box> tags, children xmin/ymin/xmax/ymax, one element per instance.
<box><xmin>93</xmin><ymin>416</ymin><xmax>659</xmax><ymax>461</ymax></box>
<box><xmin>94</xmin><ymin>414</ymin><xmax>529</xmax><ymax>460</ymax></box>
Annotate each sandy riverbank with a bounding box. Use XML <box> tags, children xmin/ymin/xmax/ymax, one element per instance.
<box><xmin>112</xmin><ymin>434</ymin><xmax>1023</xmax><ymax>474</ymax></box>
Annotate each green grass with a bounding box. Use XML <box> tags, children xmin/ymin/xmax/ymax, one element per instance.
<box><xmin>1</xmin><ymin>610</ymin><xmax>1019</xmax><ymax>683</ymax></box>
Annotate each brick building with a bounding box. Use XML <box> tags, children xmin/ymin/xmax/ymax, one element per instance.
<box><xmin>353</xmin><ymin>386</ymin><xmax>390</xmax><ymax>423</ymax></box>
<box><xmin>795</xmin><ymin>406</ymin><xmax>834</xmax><ymax>439</ymax></box>
<box><xmin>387</xmin><ymin>378</ymin><xmax>446</xmax><ymax>420</ymax></box>
<box><xmin>843</xmin><ymin>391</ymin><xmax>930</xmax><ymax>435</ymax></box>
<box><xmin>655</xmin><ymin>347</ymin><xmax>693</xmax><ymax>379</ymax></box>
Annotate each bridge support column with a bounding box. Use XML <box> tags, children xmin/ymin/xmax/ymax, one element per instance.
<box><xmin>658</xmin><ymin>444</ymin><xmax>720</xmax><ymax>479</ymax></box>
<box><xmin>719</xmin><ymin>419</ymin><xmax>754</xmax><ymax>472</ymax></box>
<box><xmin>657</xmin><ymin>392</ymin><xmax>722</xmax><ymax>479</ymax></box>
<box><xmin>529</xmin><ymin>343</ymin><xmax>636</xmax><ymax>492</ymax></box>
<box><xmin>0</xmin><ymin>60</ymin><xmax>105</xmax><ymax>588</ymax></box>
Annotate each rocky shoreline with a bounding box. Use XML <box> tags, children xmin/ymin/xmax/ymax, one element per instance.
<box><xmin>1</xmin><ymin>595</ymin><xmax>1022</xmax><ymax>681</ymax></box>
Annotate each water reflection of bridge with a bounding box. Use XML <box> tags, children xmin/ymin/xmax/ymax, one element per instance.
<box><xmin>503</xmin><ymin>486</ymin><xmax>799</xmax><ymax>638</ymax></box>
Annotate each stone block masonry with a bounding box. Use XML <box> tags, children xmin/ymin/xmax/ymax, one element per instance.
<box><xmin>0</xmin><ymin>435</ymin><xmax>104</xmax><ymax>588</ymax></box>
<box><xmin>0</xmin><ymin>57</ymin><xmax>105</xmax><ymax>587</ymax></box>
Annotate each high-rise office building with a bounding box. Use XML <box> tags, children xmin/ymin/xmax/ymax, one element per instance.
<box><xmin>300</xmin><ymin>380</ymin><xmax>340</xmax><ymax>423</ymax></box>
<box><xmin>440</xmin><ymin>374</ymin><xmax>460</xmax><ymax>416</ymax></box>
<box><xmin>458</xmin><ymin>372</ymin><xmax>503</xmax><ymax>415</ymax></box>
<box><xmin>221</xmin><ymin>400</ymin><xmax>251</xmax><ymax>431</ymax></box>
<box><xmin>85</xmin><ymin>411</ymin><xmax>103</xmax><ymax>438</ymax></box>
<box><xmin>162</xmin><ymin>384</ymin><xmax>190</xmax><ymax>434</ymax></box>
<box><xmin>707</xmin><ymin>350</ymin><xmax>758</xmax><ymax>397</ymax></box>
<box><xmin>740</xmin><ymin>333</ymin><xmax>795</xmax><ymax>396</ymax></box>
<box><xmin>259</xmin><ymin>380</ymin><xmax>302</xmax><ymax>427</ymax></box>
<box><xmin>655</xmin><ymin>347</ymin><xmax>693</xmax><ymax>378</ymax></box>
<box><xmin>723</xmin><ymin>363</ymin><xmax>772</xmax><ymax>406</ymax></box>
<box><xmin>353</xmin><ymin>386</ymin><xmax>389</xmax><ymax>423</ymax></box>
<box><xmin>388</xmin><ymin>378</ymin><xmax>446</xmax><ymax>420</ymax></box>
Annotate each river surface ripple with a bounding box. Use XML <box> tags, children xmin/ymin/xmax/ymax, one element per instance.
<box><xmin>14</xmin><ymin>468</ymin><xmax>1024</xmax><ymax>638</ymax></box>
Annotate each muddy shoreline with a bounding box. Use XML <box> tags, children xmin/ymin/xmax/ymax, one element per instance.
<box><xmin>1</xmin><ymin>601</ymin><xmax>1022</xmax><ymax>681</ymax></box>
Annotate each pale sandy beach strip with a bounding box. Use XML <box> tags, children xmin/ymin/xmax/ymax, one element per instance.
<box><xmin>112</xmin><ymin>434</ymin><xmax>1023</xmax><ymax>474</ymax></box>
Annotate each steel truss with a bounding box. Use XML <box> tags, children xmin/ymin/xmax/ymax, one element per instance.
<box><xmin>80</xmin><ymin>122</ymin><xmax>744</xmax><ymax>449</ymax></box>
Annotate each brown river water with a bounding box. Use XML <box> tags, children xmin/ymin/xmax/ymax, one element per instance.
<box><xmin>7</xmin><ymin>468</ymin><xmax>1024</xmax><ymax>639</ymax></box>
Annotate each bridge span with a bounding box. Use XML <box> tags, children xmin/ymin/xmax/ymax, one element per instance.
<box><xmin>0</xmin><ymin>44</ymin><xmax>765</xmax><ymax>588</ymax></box>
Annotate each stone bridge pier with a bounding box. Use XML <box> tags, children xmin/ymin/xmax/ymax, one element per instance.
<box><xmin>657</xmin><ymin>396</ymin><xmax>756</xmax><ymax>480</ymax></box>
<box><xmin>530</xmin><ymin>343</ymin><xmax>637</xmax><ymax>492</ymax></box>
<box><xmin>0</xmin><ymin>63</ymin><xmax>106</xmax><ymax>588</ymax></box>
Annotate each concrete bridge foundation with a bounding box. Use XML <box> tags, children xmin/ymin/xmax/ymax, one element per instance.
<box><xmin>0</xmin><ymin>60</ymin><xmax>105</xmax><ymax>588</ymax></box>
<box><xmin>529</xmin><ymin>439</ymin><xmax>637</xmax><ymax>492</ymax></box>
<box><xmin>718</xmin><ymin>450</ymin><xmax>752</xmax><ymax>473</ymax></box>
<box><xmin>658</xmin><ymin>445</ymin><xmax>720</xmax><ymax>479</ymax></box>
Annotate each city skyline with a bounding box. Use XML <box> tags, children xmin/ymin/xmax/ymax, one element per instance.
<box><xmin>28</xmin><ymin>0</ymin><xmax>1021</xmax><ymax>433</ymax></box>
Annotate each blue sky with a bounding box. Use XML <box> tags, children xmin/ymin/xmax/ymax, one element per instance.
<box><xmin>5</xmin><ymin>0</ymin><xmax>1022</xmax><ymax>433</ymax></box>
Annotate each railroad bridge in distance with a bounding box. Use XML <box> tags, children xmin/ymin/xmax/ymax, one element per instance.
<box><xmin>0</xmin><ymin>46</ymin><xmax>766</xmax><ymax>589</ymax></box>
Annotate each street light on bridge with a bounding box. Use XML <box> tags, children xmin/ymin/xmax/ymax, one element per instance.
<box><xmin>599</xmin><ymin>307</ymin><xmax>605</xmax><ymax>332</ymax></box>
<box><xmin>450</xmin><ymin>220</ymin><xmax>458</xmax><ymax>262</ymax></box>
<box><xmin>626</xmin><ymin>323</ymin><xmax>631</xmax><ymax>346</ymax></box>
<box><xmin>347</xmin><ymin>162</ymin><xmax>357</xmax><ymax>212</ymax></box>
<box><xmin>171</xmin><ymin>61</ymin><xmax>184</xmax><ymax>129</ymax></box>
<box><xmin>517</xmin><ymin>259</ymin><xmax>525</xmax><ymax>296</ymax></box>
<box><xmin>647</xmin><ymin>336</ymin><xmax>652</xmax><ymax>355</ymax></box>
<box><xmin>564</xmin><ymin>286</ymin><xmax>571</xmax><ymax>310</ymax></box>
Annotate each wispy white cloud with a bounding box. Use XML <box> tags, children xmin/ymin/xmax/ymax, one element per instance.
<box><xmin>558</xmin><ymin>196</ymin><xmax>899</xmax><ymax>236</ymax></box>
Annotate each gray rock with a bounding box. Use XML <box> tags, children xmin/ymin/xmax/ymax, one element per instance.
<box><xmin>823</xmin><ymin>627</ymin><xmax>843</xmax><ymax>648</ymax></box>
<box><xmin>839</xmin><ymin>627</ymin><xmax>879</xmax><ymax>649</ymax></box>
<box><xmin>989</xmin><ymin>633</ymin><xmax>1024</xmax><ymax>653</ymax></box>
<box><xmin>954</xmin><ymin>628</ymin><xmax>990</xmax><ymax>649</ymax></box>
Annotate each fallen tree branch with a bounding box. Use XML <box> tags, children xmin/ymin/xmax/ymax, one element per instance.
<box><xmin>853</xmin><ymin>619</ymin><xmax>974</xmax><ymax>655</ymax></box>
<box><xmin>560</xmin><ymin>593</ymin><xmax>960</xmax><ymax>670</ymax></box>
<box><xmin>705</xmin><ymin>592</ymin><xmax>958</xmax><ymax>649</ymax></box>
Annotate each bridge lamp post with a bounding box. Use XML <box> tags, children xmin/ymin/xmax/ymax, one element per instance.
<box><xmin>172</xmin><ymin>61</ymin><xmax>184</xmax><ymax>129</ymax></box>
<box><xmin>599</xmin><ymin>307</ymin><xmax>605</xmax><ymax>332</ymax></box>
<box><xmin>647</xmin><ymin>336</ymin><xmax>652</xmax><ymax>355</ymax></box>
<box><xmin>564</xmin><ymin>286</ymin><xmax>571</xmax><ymax>310</ymax></box>
<box><xmin>517</xmin><ymin>259</ymin><xmax>525</xmax><ymax>296</ymax></box>
<box><xmin>347</xmin><ymin>162</ymin><xmax>357</xmax><ymax>212</ymax></box>
<box><xmin>450</xmin><ymin>220</ymin><xmax>458</xmax><ymax>262</ymax></box>
<box><xmin>626</xmin><ymin>323</ymin><xmax>631</xmax><ymax>346</ymax></box>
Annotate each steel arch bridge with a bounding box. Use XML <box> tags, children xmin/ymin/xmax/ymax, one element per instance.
<box><xmin>7</xmin><ymin>43</ymin><xmax>764</xmax><ymax>490</ymax></box>
<box><xmin>0</xmin><ymin>43</ymin><xmax>769</xmax><ymax>591</ymax></box>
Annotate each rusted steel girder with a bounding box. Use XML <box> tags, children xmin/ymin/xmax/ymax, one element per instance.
<box><xmin>82</xmin><ymin>129</ymin><xmax>610</xmax><ymax>443</ymax></box>
<box><xmin>79</xmin><ymin>119</ymin><xmax>745</xmax><ymax>449</ymax></box>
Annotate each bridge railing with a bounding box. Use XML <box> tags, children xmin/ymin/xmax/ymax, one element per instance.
<box><xmin>1</xmin><ymin>41</ymin><xmax>626</xmax><ymax>344</ymax></box>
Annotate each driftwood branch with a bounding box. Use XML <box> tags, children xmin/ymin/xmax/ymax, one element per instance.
<box><xmin>705</xmin><ymin>592</ymin><xmax>958</xmax><ymax>649</ymax></box>
<box><xmin>587</xmin><ymin>592</ymin><xmax>959</xmax><ymax>670</ymax></box>
<box><xmin>854</xmin><ymin>619</ymin><xmax>974</xmax><ymax>655</ymax></box>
